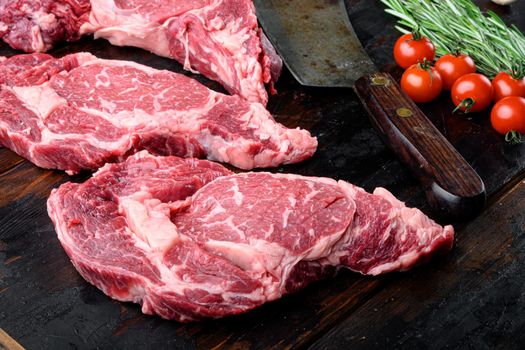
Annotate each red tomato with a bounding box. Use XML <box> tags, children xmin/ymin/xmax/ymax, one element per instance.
<box><xmin>490</xmin><ymin>96</ymin><xmax>525</xmax><ymax>135</ymax></box>
<box><xmin>394</xmin><ymin>33</ymin><xmax>436</xmax><ymax>69</ymax></box>
<box><xmin>401</xmin><ymin>64</ymin><xmax>443</xmax><ymax>103</ymax></box>
<box><xmin>435</xmin><ymin>53</ymin><xmax>476</xmax><ymax>90</ymax></box>
<box><xmin>451</xmin><ymin>73</ymin><xmax>494</xmax><ymax>113</ymax></box>
<box><xmin>492</xmin><ymin>72</ymin><xmax>525</xmax><ymax>101</ymax></box>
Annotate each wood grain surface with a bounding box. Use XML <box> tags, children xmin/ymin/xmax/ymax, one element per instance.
<box><xmin>0</xmin><ymin>329</ymin><xmax>25</xmax><ymax>350</ymax></box>
<box><xmin>1</xmin><ymin>1</ymin><xmax>524</xmax><ymax>349</ymax></box>
<box><xmin>310</xmin><ymin>178</ymin><xmax>525</xmax><ymax>349</ymax></box>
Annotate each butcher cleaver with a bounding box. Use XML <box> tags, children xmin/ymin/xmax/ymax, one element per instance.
<box><xmin>253</xmin><ymin>0</ymin><xmax>485</xmax><ymax>217</ymax></box>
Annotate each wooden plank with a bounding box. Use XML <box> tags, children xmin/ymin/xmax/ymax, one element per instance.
<box><xmin>0</xmin><ymin>329</ymin><xmax>25</xmax><ymax>350</ymax></box>
<box><xmin>0</xmin><ymin>149</ymin><xmax>24</xmax><ymax>177</ymax></box>
<box><xmin>190</xmin><ymin>276</ymin><xmax>389</xmax><ymax>350</ymax></box>
<box><xmin>309</xmin><ymin>176</ymin><xmax>525</xmax><ymax>349</ymax></box>
<box><xmin>0</xmin><ymin>162</ymin><xmax>69</xmax><ymax>207</ymax></box>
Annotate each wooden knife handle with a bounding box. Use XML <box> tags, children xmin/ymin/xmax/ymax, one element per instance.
<box><xmin>354</xmin><ymin>72</ymin><xmax>486</xmax><ymax>218</ymax></box>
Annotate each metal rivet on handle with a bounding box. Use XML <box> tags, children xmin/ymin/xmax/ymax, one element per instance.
<box><xmin>396</xmin><ymin>107</ymin><xmax>413</xmax><ymax>118</ymax></box>
<box><xmin>371</xmin><ymin>75</ymin><xmax>390</xmax><ymax>86</ymax></box>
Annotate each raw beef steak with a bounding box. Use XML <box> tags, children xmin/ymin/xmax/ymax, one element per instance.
<box><xmin>0</xmin><ymin>53</ymin><xmax>315</xmax><ymax>174</ymax></box>
<box><xmin>0</xmin><ymin>0</ymin><xmax>91</xmax><ymax>52</ymax></box>
<box><xmin>82</xmin><ymin>0</ymin><xmax>282</xmax><ymax>104</ymax></box>
<box><xmin>0</xmin><ymin>0</ymin><xmax>282</xmax><ymax>104</ymax></box>
<box><xmin>47</xmin><ymin>152</ymin><xmax>455</xmax><ymax>322</ymax></box>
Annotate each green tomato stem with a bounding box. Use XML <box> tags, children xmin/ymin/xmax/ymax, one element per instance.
<box><xmin>453</xmin><ymin>98</ymin><xmax>476</xmax><ymax>114</ymax></box>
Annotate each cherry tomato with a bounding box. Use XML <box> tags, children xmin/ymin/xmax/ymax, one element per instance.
<box><xmin>490</xmin><ymin>96</ymin><xmax>525</xmax><ymax>135</ymax></box>
<box><xmin>451</xmin><ymin>73</ymin><xmax>494</xmax><ymax>113</ymax></box>
<box><xmin>435</xmin><ymin>53</ymin><xmax>476</xmax><ymax>90</ymax></box>
<box><xmin>492</xmin><ymin>72</ymin><xmax>525</xmax><ymax>101</ymax></box>
<box><xmin>401</xmin><ymin>63</ymin><xmax>443</xmax><ymax>103</ymax></box>
<box><xmin>394</xmin><ymin>33</ymin><xmax>436</xmax><ymax>69</ymax></box>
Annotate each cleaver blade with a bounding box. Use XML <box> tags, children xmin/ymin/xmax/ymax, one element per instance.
<box><xmin>253</xmin><ymin>0</ymin><xmax>376</xmax><ymax>87</ymax></box>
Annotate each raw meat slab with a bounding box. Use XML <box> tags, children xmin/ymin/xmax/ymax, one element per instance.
<box><xmin>0</xmin><ymin>0</ymin><xmax>282</xmax><ymax>104</ymax></box>
<box><xmin>0</xmin><ymin>52</ymin><xmax>315</xmax><ymax>174</ymax></box>
<box><xmin>47</xmin><ymin>152</ymin><xmax>454</xmax><ymax>322</ymax></box>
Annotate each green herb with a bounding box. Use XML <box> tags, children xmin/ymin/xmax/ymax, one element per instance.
<box><xmin>381</xmin><ymin>0</ymin><xmax>525</xmax><ymax>78</ymax></box>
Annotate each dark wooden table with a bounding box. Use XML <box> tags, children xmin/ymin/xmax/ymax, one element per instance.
<box><xmin>1</xmin><ymin>1</ymin><xmax>525</xmax><ymax>349</ymax></box>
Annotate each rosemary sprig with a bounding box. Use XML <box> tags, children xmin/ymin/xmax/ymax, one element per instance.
<box><xmin>381</xmin><ymin>0</ymin><xmax>525</xmax><ymax>79</ymax></box>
